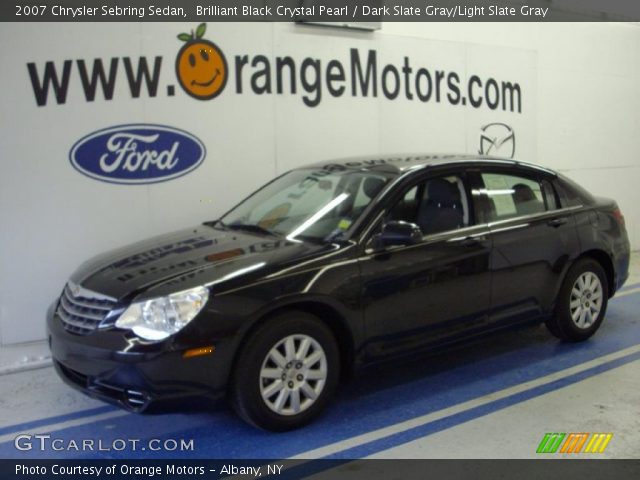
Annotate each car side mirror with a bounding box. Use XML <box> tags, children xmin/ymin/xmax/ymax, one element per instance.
<box><xmin>372</xmin><ymin>221</ymin><xmax>423</xmax><ymax>250</ymax></box>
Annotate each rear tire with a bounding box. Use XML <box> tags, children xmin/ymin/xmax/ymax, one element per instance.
<box><xmin>546</xmin><ymin>258</ymin><xmax>608</xmax><ymax>342</ymax></box>
<box><xmin>229</xmin><ymin>311</ymin><xmax>340</xmax><ymax>431</ymax></box>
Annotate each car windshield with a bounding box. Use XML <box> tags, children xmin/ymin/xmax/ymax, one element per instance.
<box><xmin>220</xmin><ymin>168</ymin><xmax>391</xmax><ymax>242</ymax></box>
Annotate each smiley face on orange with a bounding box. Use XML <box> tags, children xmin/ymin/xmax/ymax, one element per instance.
<box><xmin>176</xmin><ymin>23</ymin><xmax>227</xmax><ymax>100</ymax></box>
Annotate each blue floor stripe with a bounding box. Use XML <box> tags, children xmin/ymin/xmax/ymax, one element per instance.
<box><xmin>0</xmin><ymin>406</ymin><xmax>116</xmax><ymax>436</ymax></box>
<box><xmin>2</xmin><ymin>290</ymin><xmax>639</xmax><ymax>459</ymax></box>
<box><xmin>3</xmin><ymin>287</ymin><xmax>637</xmax><ymax>439</ymax></box>
<box><xmin>619</xmin><ymin>281</ymin><xmax>640</xmax><ymax>291</ymax></box>
<box><xmin>277</xmin><ymin>350</ymin><xmax>640</xmax><ymax>478</ymax></box>
<box><xmin>8</xmin><ymin>284</ymin><xmax>634</xmax><ymax>438</ymax></box>
<box><xmin>324</xmin><ymin>350</ymin><xmax>640</xmax><ymax>459</ymax></box>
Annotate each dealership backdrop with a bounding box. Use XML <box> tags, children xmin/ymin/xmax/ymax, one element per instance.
<box><xmin>0</xmin><ymin>22</ymin><xmax>638</xmax><ymax>347</ymax></box>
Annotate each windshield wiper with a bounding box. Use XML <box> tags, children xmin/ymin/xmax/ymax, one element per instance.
<box><xmin>227</xmin><ymin>223</ymin><xmax>280</xmax><ymax>237</ymax></box>
<box><xmin>203</xmin><ymin>219</ymin><xmax>227</xmax><ymax>228</ymax></box>
<box><xmin>324</xmin><ymin>229</ymin><xmax>348</xmax><ymax>243</ymax></box>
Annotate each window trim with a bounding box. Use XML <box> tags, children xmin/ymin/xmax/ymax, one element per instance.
<box><xmin>486</xmin><ymin>204</ymin><xmax>583</xmax><ymax>229</ymax></box>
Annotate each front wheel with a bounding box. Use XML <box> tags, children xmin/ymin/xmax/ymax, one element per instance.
<box><xmin>546</xmin><ymin>258</ymin><xmax>609</xmax><ymax>342</ymax></box>
<box><xmin>229</xmin><ymin>312</ymin><xmax>340</xmax><ymax>431</ymax></box>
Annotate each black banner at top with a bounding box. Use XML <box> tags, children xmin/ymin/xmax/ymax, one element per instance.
<box><xmin>3</xmin><ymin>0</ymin><xmax>640</xmax><ymax>22</ymax></box>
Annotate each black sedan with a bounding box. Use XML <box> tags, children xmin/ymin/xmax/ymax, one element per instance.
<box><xmin>47</xmin><ymin>155</ymin><xmax>630</xmax><ymax>430</ymax></box>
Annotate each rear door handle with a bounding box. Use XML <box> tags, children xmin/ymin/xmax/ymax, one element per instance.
<box><xmin>460</xmin><ymin>235</ymin><xmax>487</xmax><ymax>247</ymax></box>
<box><xmin>547</xmin><ymin>217</ymin><xmax>568</xmax><ymax>228</ymax></box>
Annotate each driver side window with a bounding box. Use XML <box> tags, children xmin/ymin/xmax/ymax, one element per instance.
<box><xmin>387</xmin><ymin>175</ymin><xmax>469</xmax><ymax>236</ymax></box>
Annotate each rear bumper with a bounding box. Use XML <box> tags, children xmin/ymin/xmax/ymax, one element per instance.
<box><xmin>47</xmin><ymin>303</ymin><xmax>230</xmax><ymax>411</ymax></box>
<box><xmin>612</xmin><ymin>235</ymin><xmax>631</xmax><ymax>294</ymax></box>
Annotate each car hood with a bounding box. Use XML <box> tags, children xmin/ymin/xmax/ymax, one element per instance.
<box><xmin>70</xmin><ymin>225</ymin><xmax>329</xmax><ymax>300</ymax></box>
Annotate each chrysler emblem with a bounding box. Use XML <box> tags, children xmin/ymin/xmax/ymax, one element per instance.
<box><xmin>69</xmin><ymin>282</ymin><xmax>82</xmax><ymax>297</ymax></box>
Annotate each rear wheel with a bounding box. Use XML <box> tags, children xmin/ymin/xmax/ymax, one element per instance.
<box><xmin>230</xmin><ymin>311</ymin><xmax>340</xmax><ymax>431</ymax></box>
<box><xmin>546</xmin><ymin>258</ymin><xmax>608</xmax><ymax>342</ymax></box>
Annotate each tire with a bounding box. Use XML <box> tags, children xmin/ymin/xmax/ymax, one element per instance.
<box><xmin>546</xmin><ymin>258</ymin><xmax>609</xmax><ymax>342</ymax></box>
<box><xmin>229</xmin><ymin>311</ymin><xmax>340</xmax><ymax>431</ymax></box>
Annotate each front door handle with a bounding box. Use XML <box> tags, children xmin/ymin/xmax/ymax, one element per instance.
<box><xmin>547</xmin><ymin>217</ymin><xmax>568</xmax><ymax>228</ymax></box>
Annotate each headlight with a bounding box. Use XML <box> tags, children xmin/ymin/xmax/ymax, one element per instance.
<box><xmin>115</xmin><ymin>286</ymin><xmax>209</xmax><ymax>341</ymax></box>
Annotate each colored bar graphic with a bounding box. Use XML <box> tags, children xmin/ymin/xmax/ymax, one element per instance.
<box><xmin>560</xmin><ymin>433</ymin><xmax>589</xmax><ymax>453</ymax></box>
<box><xmin>573</xmin><ymin>433</ymin><xmax>589</xmax><ymax>453</ymax></box>
<box><xmin>584</xmin><ymin>433</ymin><xmax>613</xmax><ymax>453</ymax></box>
<box><xmin>536</xmin><ymin>433</ymin><xmax>566</xmax><ymax>453</ymax></box>
<box><xmin>537</xmin><ymin>433</ymin><xmax>613</xmax><ymax>454</ymax></box>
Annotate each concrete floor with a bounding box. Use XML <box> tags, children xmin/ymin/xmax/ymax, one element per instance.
<box><xmin>0</xmin><ymin>254</ymin><xmax>638</xmax><ymax>460</ymax></box>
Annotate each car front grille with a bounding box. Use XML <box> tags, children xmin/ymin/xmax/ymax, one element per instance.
<box><xmin>57</xmin><ymin>282</ymin><xmax>116</xmax><ymax>335</ymax></box>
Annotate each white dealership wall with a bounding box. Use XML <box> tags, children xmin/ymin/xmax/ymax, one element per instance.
<box><xmin>0</xmin><ymin>22</ymin><xmax>637</xmax><ymax>348</ymax></box>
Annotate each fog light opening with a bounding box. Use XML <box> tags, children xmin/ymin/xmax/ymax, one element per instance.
<box><xmin>124</xmin><ymin>389</ymin><xmax>149</xmax><ymax>410</ymax></box>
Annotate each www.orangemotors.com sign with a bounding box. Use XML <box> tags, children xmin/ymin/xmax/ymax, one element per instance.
<box><xmin>27</xmin><ymin>23</ymin><xmax>523</xmax><ymax>112</ymax></box>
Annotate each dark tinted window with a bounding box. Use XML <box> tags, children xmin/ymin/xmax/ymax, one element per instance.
<box><xmin>387</xmin><ymin>175</ymin><xmax>469</xmax><ymax>235</ymax></box>
<box><xmin>476</xmin><ymin>172</ymin><xmax>545</xmax><ymax>222</ymax></box>
<box><xmin>388</xmin><ymin>184</ymin><xmax>420</xmax><ymax>224</ymax></box>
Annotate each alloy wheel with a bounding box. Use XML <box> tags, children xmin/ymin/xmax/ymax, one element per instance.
<box><xmin>259</xmin><ymin>334</ymin><xmax>327</xmax><ymax>416</ymax></box>
<box><xmin>570</xmin><ymin>271</ymin><xmax>603</xmax><ymax>329</ymax></box>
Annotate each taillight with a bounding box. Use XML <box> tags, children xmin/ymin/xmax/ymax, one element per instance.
<box><xmin>613</xmin><ymin>207</ymin><xmax>625</xmax><ymax>228</ymax></box>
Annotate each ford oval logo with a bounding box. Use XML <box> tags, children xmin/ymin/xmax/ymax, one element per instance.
<box><xmin>69</xmin><ymin>124</ymin><xmax>206</xmax><ymax>185</ymax></box>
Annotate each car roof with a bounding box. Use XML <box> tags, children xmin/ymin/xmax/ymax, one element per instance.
<box><xmin>301</xmin><ymin>154</ymin><xmax>557</xmax><ymax>176</ymax></box>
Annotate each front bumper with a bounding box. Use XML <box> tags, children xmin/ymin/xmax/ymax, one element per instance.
<box><xmin>47</xmin><ymin>303</ymin><xmax>231</xmax><ymax>411</ymax></box>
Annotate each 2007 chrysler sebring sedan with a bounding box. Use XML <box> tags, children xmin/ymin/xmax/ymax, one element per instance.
<box><xmin>48</xmin><ymin>155</ymin><xmax>630</xmax><ymax>430</ymax></box>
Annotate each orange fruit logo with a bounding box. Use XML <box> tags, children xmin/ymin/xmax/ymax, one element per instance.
<box><xmin>175</xmin><ymin>23</ymin><xmax>227</xmax><ymax>100</ymax></box>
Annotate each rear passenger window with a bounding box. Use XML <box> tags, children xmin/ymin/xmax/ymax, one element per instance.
<box><xmin>479</xmin><ymin>173</ymin><xmax>546</xmax><ymax>222</ymax></box>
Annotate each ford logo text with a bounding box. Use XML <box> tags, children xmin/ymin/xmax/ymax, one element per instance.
<box><xmin>69</xmin><ymin>124</ymin><xmax>206</xmax><ymax>185</ymax></box>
